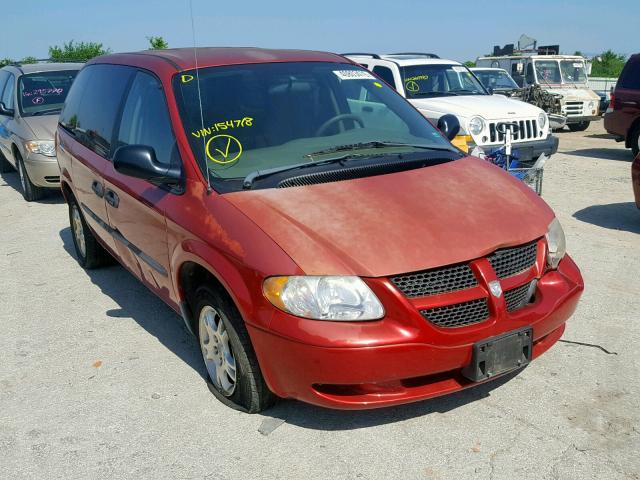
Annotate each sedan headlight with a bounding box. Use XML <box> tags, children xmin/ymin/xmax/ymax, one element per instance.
<box><xmin>538</xmin><ymin>112</ymin><xmax>547</xmax><ymax>129</ymax></box>
<box><xmin>468</xmin><ymin>116</ymin><xmax>485</xmax><ymax>136</ymax></box>
<box><xmin>25</xmin><ymin>140</ymin><xmax>55</xmax><ymax>157</ymax></box>
<box><xmin>546</xmin><ymin>218</ymin><xmax>566</xmax><ymax>269</ymax></box>
<box><xmin>263</xmin><ymin>276</ymin><xmax>385</xmax><ymax>321</ymax></box>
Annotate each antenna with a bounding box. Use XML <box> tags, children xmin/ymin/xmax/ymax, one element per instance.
<box><xmin>189</xmin><ymin>0</ymin><xmax>212</xmax><ymax>193</ymax></box>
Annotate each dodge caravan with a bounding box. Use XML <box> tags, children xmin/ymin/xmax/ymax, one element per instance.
<box><xmin>57</xmin><ymin>48</ymin><xmax>583</xmax><ymax>412</ymax></box>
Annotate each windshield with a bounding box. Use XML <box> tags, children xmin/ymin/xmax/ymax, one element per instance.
<box><xmin>173</xmin><ymin>62</ymin><xmax>455</xmax><ymax>191</ymax></box>
<box><xmin>399</xmin><ymin>64</ymin><xmax>487</xmax><ymax>98</ymax></box>
<box><xmin>473</xmin><ymin>69</ymin><xmax>518</xmax><ymax>90</ymax></box>
<box><xmin>559</xmin><ymin>60</ymin><xmax>588</xmax><ymax>83</ymax></box>
<box><xmin>18</xmin><ymin>70</ymin><xmax>78</xmax><ymax>116</ymax></box>
<box><xmin>534</xmin><ymin>60</ymin><xmax>562</xmax><ymax>83</ymax></box>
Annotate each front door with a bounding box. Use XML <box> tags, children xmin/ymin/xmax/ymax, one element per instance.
<box><xmin>102</xmin><ymin>70</ymin><xmax>178</xmax><ymax>304</ymax></box>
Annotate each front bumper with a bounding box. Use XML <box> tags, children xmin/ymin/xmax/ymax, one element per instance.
<box><xmin>480</xmin><ymin>135</ymin><xmax>559</xmax><ymax>163</ymax></box>
<box><xmin>249</xmin><ymin>254</ymin><xmax>584</xmax><ymax>409</ymax></box>
<box><xmin>23</xmin><ymin>153</ymin><xmax>60</xmax><ymax>188</ymax></box>
<box><xmin>565</xmin><ymin>115</ymin><xmax>601</xmax><ymax>124</ymax></box>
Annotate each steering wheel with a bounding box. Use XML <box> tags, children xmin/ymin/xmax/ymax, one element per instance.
<box><xmin>315</xmin><ymin>114</ymin><xmax>364</xmax><ymax>137</ymax></box>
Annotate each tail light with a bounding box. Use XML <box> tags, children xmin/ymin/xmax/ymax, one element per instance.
<box><xmin>609</xmin><ymin>92</ymin><xmax>616</xmax><ymax>110</ymax></box>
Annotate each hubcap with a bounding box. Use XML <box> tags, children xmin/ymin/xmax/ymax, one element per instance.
<box><xmin>71</xmin><ymin>205</ymin><xmax>86</xmax><ymax>258</ymax></box>
<box><xmin>199</xmin><ymin>305</ymin><xmax>237</xmax><ymax>396</ymax></box>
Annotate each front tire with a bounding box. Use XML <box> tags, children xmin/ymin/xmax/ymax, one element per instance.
<box><xmin>568</xmin><ymin>121</ymin><xmax>590</xmax><ymax>132</ymax></box>
<box><xmin>16</xmin><ymin>154</ymin><xmax>45</xmax><ymax>201</ymax></box>
<box><xmin>0</xmin><ymin>150</ymin><xmax>13</xmax><ymax>173</ymax></box>
<box><xmin>195</xmin><ymin>285</ymin><xmax>275</xmax><ymax>413</ymax></box>
<box><xmin>68</xmin><ymin>200</ymin><xmax>112</xmax><ymax>269</ymax></box>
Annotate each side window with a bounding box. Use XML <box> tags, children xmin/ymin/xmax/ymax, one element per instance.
<box><xmin>373</xmin><ymin>66</ymin><xmax>396</xmax><ymax>89</ymax></box>
<box><xmin>0</xmin><ymin>71</ymin><xmax>10</xmax><ymax>102</ymax></box>
<box><xmin>60</xmin><ymin>64</ymin><xmax>133</xmax><ymax>158</ymax></box>
<box><xmin>619</xmin><ymin>58</ymin><xmax>640</xmax><ymax>90</ymax></box>
<box><xmin>1</xmin><ymin>74</ymin><xmax>15</xmax><ymax>110</ymax></box>
<box><xmin>59</xmin><ymin>67</ymin><xmax>93</xmax><ymax>133</ymax></box>
<box><xmin>525</xmin><ymin>63</ymin><xmax>535</xmax><ymax>85</ymax></box>
<box><xmin>116</xmin><ymin>71</ymin><xmax>177</xmax><ymax>166</ymax></box>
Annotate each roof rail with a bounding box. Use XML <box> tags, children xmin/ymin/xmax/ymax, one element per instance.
<box><xmin>9</xmin><ymin>58</ymin><xmax>87</xmax><ymax>67</ymax></box>
<box><xmin>340</xmin><ymin>53</ymin><xmax>381</xmax><ymax>59</ymax></box>
<box><xmin>388</xmin><ymin>52</ymin><xmax>440</xmax><ymax>59</ymax></box>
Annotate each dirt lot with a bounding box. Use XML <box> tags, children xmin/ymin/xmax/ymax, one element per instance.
<box><xmin>1</xmin><ymin>121</ymin><xmax>638</xmax><ymax>480</ymax></box>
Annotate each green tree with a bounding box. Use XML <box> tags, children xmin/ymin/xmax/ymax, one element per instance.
<box><xmin>147</xmin><ymin>36</ymin><xmax>169</xmax><ymax>50</ymax></box>
<box><xmin>20</xmin><ymin>56</ymin><xmax>38</xmax><ymax>64</ymax></box>
<box><xmin>591</xmin><ymin>50</ymin><xmax>627</xmax><ymax>77</ymax></box>
<box><xmin>49</xmin><ymin>40</ymin><xmax>110</xmax><ymax>62</ymax></box>
<box><xmin>464</xmin><ymin>60</ymin><xmax>476</xmax><ymax>68</ymax></box>
<box><xmin>0</xmin><ymin>58</ymin><xmax>15</xmax><ymax>67</ymax></box>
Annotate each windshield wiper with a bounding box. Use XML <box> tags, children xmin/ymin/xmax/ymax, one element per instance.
<box><xmin>309</xmin><ymin>141</ymin><xmax>454</xmax><ymax>156</ymax></box>
<box><xmin>31</xmin><ymin>108</ymin><xmax>61</xmax><ymax>116</ymax></box>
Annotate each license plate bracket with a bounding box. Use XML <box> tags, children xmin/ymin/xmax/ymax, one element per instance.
<box><xmin>462</xmin><ymin>327</ymin><xmax>533</xmax><ymax>382</ymax></box>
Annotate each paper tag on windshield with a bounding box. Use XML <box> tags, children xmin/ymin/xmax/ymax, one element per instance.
<box><xmin>333</xmin><ymin>70</ymin><xmax>376</xmax><ymax>80</ymax></box>
<box><xmin>572</xmin><ymin>62</ymin><xmax>583</xmax><ymax>67</ymax></box>
<box><xmin>452</xmin><ymin>66</ymin><xmax>467</xmax><ymax>73</ymax></box>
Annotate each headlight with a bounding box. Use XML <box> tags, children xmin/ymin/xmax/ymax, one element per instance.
<box><xmin>538</xmin><ymin>112</ymin><xmax>547</xmax><ymax>129</ymax></box>
<box><xmin>468</xmin><ymin>116</ymin><xmax>485</xmax><ymax>136</ymax></box>
<box><xmin>546</xmin><ymin>218</ymin><xmax>566</xmax><ymax>269</ymax></box>
<box><xmin>587</xmin><ymin>101</ymin><xmax>595</xmax><ymax>109</ymax></box>
<box><xmin>263</xmin><ymin>276</ymin><xmax>385</xmax><ymax>321</ymax></box>
<box><xmin>25</xmin><ymin>140</ymin><xmax>55</xmax><ymax>157</ymax></box>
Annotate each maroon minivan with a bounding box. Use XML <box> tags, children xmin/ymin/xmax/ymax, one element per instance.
<box><xmin>605</xmin><ymin>53</ymin><xmax>640</xmax><ymax>156</ymax></box>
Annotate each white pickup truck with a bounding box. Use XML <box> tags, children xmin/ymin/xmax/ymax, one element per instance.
<box><xmin>345</xmin><ymin>53</ymin><xmax>558</xmax><ymax>163</ymax></box>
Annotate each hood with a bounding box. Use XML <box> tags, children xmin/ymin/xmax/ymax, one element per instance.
<box><xmin>544</xmin><ymin>87</ymin><xmax>600</xmax><ymax>102</ymax></box>
<box><xmin>224</xmin><ymin>157</ymin><xmax>554</xmax><ymax>277</ymax></box>
<box><xmin>21</xmin><ymin>114</ymin><xmax>58</xmax><ymax>141</ymax></box>
<box><xmin>409</xmin><ymin>94</ymin><xmax>543</xmax><ymax>120</ymax></box>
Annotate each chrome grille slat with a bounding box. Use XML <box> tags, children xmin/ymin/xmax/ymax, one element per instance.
<box><xmin>486</xmin><ymin>118</ymin><xmax>541</xmax><ymax>144</ymax></box>
<box><xmin>420</xmin><ymin>298</ymin><xmax>489</xmax><ymax>328</ymax></box>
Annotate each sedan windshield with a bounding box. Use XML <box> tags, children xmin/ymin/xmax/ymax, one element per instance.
<box><xmin>173</xmin><ymin>62</ymin><xmax>455</xmax><ymax>191</ymax></box>
<box><xmin>19</xmin><ymin>70</ymin><xmax>78</xmax><ymax>116</ymax></box>
<box><xmin>473</xmin><ymin>69</ymin><xmax>519</xmax><ymax>90</ymax></box>
<box><xmin>399</xmin><ymin>64</ymin><xmax>487</xmax><ymax>98</ymax></box>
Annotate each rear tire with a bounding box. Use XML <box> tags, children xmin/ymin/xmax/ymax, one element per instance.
<box><xmin>194</xmin><ymin>285</ymin><xmax>276</xmax><ymax>413</ymax></box>
<box><xmin>0</xmin><ymin>150</ymin><xmax>12</xmax><ymax>173</ymax></box>
<box><xmin>630</xmin><ymin>124</ymin><xmax>640</xmax><ymax>157</ymax></box>
<box><xmin>568</xmin><ymin>121</ymin><xmax>590</xmax><ymax>132</ymax></box>
<box><xmin>68</xmin><ymin>199</ymin><xmax>112</xmax><ymax>269</ymax></box>
<box><xmin>16</xmin><ymin>153</ymin><xmax>45</xmax><ymax>202</ymax></box>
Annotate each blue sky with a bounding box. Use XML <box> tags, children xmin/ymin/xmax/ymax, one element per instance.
<box><xmin>1</xmin><ymin>0</ymin><xmax>638</xmax><ymax>61</ymax></box>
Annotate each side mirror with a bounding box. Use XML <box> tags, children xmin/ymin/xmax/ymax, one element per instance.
<box><xmin>437</xmin><ymin>114</ymin><xmax>461</xmax><ymax>141</ymax></box>
<box><xmin>0</xmin><ymin>102</ymin><xmax>14</xmax><ymax>117</ymax></box>
<box><xmin>113</xmin><ymin>145</ymin><xmax>181</xmax><ymax>185</ymax></box>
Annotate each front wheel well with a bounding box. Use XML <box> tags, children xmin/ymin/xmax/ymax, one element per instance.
<box><xmin>178</xmin><ymin>262</ymin><xmax>231</xmax><ymax>333</ymax></box>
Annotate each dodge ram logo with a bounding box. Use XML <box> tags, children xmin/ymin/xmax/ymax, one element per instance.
<box><xmin>488</xmin><ymin>280</ymin><xmax>503</xmax><ymax>298</ymax></box>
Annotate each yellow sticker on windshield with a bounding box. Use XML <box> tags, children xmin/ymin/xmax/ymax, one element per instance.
<box><xmin>373</xmin><ymin>81</ymin><xmax>382</xmax><ymax>88</ymax></box>
<box><xmin>405</xmin><ymin>80</ymin><xmax>420</xmax><ymax>93</ymax></box>
<box><xmin>206</xmin><ymin>134</ymin><xmax>243</xmax><ymax>165</ymax></box>
<box><xmin>181</xmin><ymin>74</ymin><xmax>194</xmax><ymax>83</ymax></box>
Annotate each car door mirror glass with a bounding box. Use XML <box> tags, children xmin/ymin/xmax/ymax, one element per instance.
<box><xmin>437</xmin><ymin>114</ymin><xmax>461</xmax><ymax>141</ymax></box>
<box><xmin>113</xmin><ymin>144</ymin><xmax>180</xmax><ymax>185</ymax></box>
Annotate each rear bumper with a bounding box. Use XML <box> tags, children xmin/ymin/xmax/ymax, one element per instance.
<box><xmin>24</xmin><ymin>153</ymin><xmax>60</xmax><ymax>187</ymax></box>
<box><xmin>249</xmin><ymin>255</ymin><xmax>584</xmax><ymax>409</ymax></box>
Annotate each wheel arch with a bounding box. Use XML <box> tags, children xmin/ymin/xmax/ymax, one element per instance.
<box><xmin>626</xmin><ymin>116</ymin><xmax>640</xmax><ymax>149</ymax></box>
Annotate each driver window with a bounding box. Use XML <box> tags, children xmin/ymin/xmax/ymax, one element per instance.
<box><xmin>372</xmin><ymin>66</ymin><xmax>396</xmax><ymax>89</ymax></box>
<box><xmin>1</xmin><ymin>74</ymin><xmax>15</xmax><ymax>110</ymax></box>
<box><xmin>526</xmin><ymin>63</ymin><xmax>535</xmax><ymax>85</ymax></box>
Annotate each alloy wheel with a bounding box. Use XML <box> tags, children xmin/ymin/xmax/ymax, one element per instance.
<box><xmin>199</xmin><ymin>305</ymin><xmax>237</xmax><ymax>396</ymax></box>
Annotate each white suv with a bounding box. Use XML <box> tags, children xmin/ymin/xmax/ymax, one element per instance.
<box><xmin>345</xmin><ymin>53</ymin><xmax>558</xmax><ymax>163</ymax></box>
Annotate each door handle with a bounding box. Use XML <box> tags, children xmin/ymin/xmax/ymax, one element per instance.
<box><xmin>105</xmin><ymin>189</ymin><xmax>119</xmax><ymax>208</ymax></box>
<box><xmin>91</xmin><ymin>180</ymin><xmax>104</xmax><ymax>198</ymax></box>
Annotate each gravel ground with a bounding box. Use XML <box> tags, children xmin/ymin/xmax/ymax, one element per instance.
<box><xmin>1</xmin><ymin>121</ymin><xmax>638</xmax><ymax>480</ymax></box>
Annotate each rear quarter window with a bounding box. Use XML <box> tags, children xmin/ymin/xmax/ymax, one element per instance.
<box><xmin>59</xmin><ymin>64</ymin><xmax>133</xmax><ymax>158</ymax></box>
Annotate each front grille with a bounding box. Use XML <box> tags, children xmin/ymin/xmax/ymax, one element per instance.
<box><xmin>487</xmin><ymin>242</ymin><xmax>538</xmax><ymax>279</ymax></box>
<box><xmin>564</xmin><ymin>101</ymin><xmax>584</xmax><ymax>117</ymax></box>
<box><xmin>504</xmin><ymin>281</ymin><xmax>535</xmax><ymax>312</ymax></box>
<box><xmin>420</xmin><ymin>298</ymin><xmax>489</xmax><ymax>328</ymax></box>
<box><xmin>390</xmin><ymin>263</ymin><xmax>477</xmax><ymax>298</ymax></box>
<box><xmin>488</xmin><ymin>119</ymin><xmax>540</xmax><ymax>144</ymax></box>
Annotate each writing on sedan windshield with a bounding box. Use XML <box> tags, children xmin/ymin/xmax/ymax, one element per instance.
<box><xmin>191</xmin><ymin>116</ymin><xmax>253</xmax><ymax>138</ymax></box>
<box><xmin>22</xmin><ymin>87</ymin><xmax>64</xmax><ymax>97</ymax></box>
<box><xmin>206</xmin><ymin>134</ymin><xmax>243</xmax><ymax>165</ymax></box>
